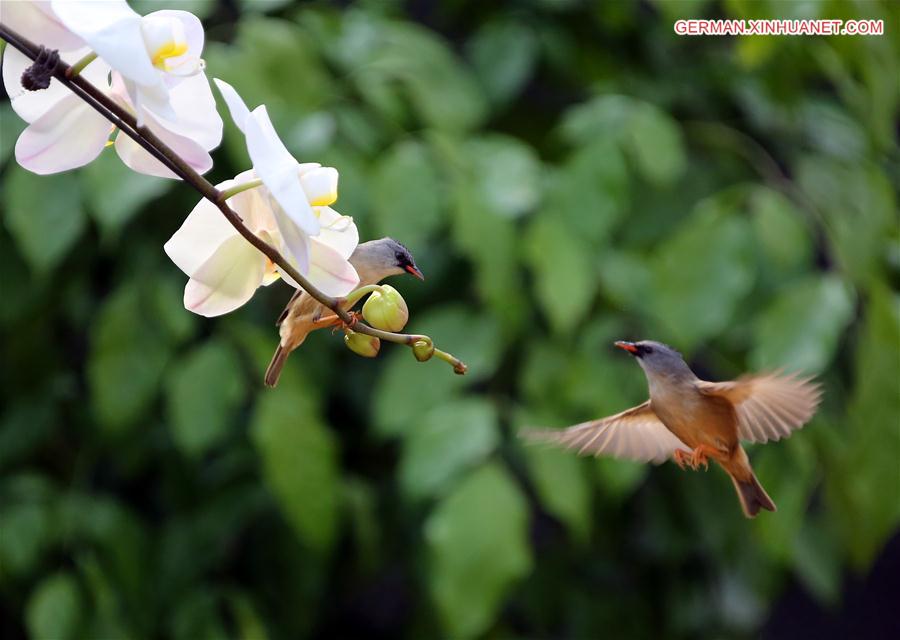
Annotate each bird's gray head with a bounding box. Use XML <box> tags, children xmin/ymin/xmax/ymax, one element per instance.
<box><xmin>351</xmin><ymin>237</ymin><xmax>424</xmax><ymax>282</ymax></box>
<box><xmin>614</xmin><ymin>340</ymin><xmax>695</xmax><ymax>382</ymax></box>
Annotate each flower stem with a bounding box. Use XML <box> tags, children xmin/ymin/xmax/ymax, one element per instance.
<box><xmin>218</xmin><ymin>178</ymin><xmax>263</xmax><ymax>201</ymax></box>
<box><xmin>66</xmin><ymin>51</ymin><xmax>97</xmax><ymax>78</ymax></box>
<box><xmin>341</xmin><ymin>284</ymin><xmax>386</xmax><ymax>308</ymax></box>
<box><xmin>0</xmin><ymin>21</ymin><xmax>468</xmax><ymax>379</ymax></box>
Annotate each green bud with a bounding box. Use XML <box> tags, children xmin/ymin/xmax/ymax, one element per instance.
<box><xmin>344</xmin><ymin>331</ymin><xmax>380</xmax><ymax>358</ymax></box>
<box><xmin>412</xmin><ymin>339</ymin><xmax>434</xmax><ymax>362</ymax></box>
<box><xmin>362</xmin><ymin>285</ymin><xmax>409</xmax><ymax>332</ymax></box>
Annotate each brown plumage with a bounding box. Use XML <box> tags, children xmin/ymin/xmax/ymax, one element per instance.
<box><xmin>264</xmin><ymin>238</ymin><xmax>423</xmax><ymax>387</ymax></box>
<box><xmin>523</xmin><ymin>340</ymin><xmax>822</xmax><ymax>518</ymax></box>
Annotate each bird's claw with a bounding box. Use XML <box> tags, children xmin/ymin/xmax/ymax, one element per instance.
<box><xmin>691</xmin><ymin>448</ymin><xmax>709</xmax><ymax>471</ymax></box>
<box><xmin>332</xmin><ymin>311</ymin><xmax>362</xmax><ymax>335</ymax></box>
<box><xmin>673</xmin><ymin>449</ymin><xmax>691</xmax><ymax>470</ymax></box>
<box><xmin>344</xmin><ymin>311</ymin><xmax>361</xmax><ymax>330</ymax></box>
<box><xmin>673</xmin><ymin>447</ymin><xmax>710</xmax><ymax>471</ymax></box>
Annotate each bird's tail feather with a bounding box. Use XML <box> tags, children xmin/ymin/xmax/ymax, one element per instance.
<box><xmin>264</xmin><ymin>345</ymin><xmax>289</xmax><ymax>388</ymax></box>
<box><xmin>731</xmin><ymin>472</ymin><xmax>776</xmax><ymax>518</ymax></box>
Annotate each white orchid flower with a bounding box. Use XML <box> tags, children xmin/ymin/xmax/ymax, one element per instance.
<box><xmin>50</xmin><ymin>1</ymin><xmax>213</xmax><ymax>128</ymax></box>
<box><xmin>212</xmin><ymin>78</ymin><xmax>342</xmax><ymax>276</ymax></box>
<box><xmin>164</xmin><ymin>170</ymin><xmax>361</xmax><ymax>317</ymax></box>
<box><xmin>1</xmin><ymin>0</ymin><xmax>221</xmax><ymax>177</ymax></box>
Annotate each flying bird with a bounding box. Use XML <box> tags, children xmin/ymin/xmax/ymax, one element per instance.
<box><xmin>264</xmin><ymin>237</ymin><xmax>423</xmax><ymax>387</ymax></box>
<box><xmin>524</xmin><ymin>340</ymin><xmax>822</xmax><ymax>518</ymax></box>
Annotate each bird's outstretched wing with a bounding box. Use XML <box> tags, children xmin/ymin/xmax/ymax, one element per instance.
<box><xmin>521</xmin><ymin>401</ymin><xmax>688</xmax><ymax>464</ymax></box>
<box><xmin>697</xmin><ymin>372</ymin><xmax>822</xmax><ymax>444</ymax></box>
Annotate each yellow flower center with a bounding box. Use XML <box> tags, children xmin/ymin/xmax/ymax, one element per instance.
<box><xmin>151</xmin><ymin>41</ymin><xmax>189</xmax><ymax>70</ymax></box>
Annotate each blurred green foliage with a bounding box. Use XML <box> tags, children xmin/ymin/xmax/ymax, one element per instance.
<box><xmin>1</xmin><ymin>0</ymin><xmax>899</xmax><ymax>638</ymax></box>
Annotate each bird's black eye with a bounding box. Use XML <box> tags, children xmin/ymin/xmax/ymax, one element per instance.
<box><xmin>395</xmin><ymin>251</ymin><xmax>407</xmax><ymax>266</ymax></box>
<box><xmin>642</xmin><ymin>345</ymin><xmax>654</xmax><ymax>355</ymax></box>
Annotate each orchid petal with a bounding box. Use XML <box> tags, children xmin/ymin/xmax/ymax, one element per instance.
<box><xmin>300</xmin><ymin>167</ymin><xmax>339</xmax><ymax>206</ymax></box>
<box><xmin>213</xmin><ymin>78</ymin><xmax>251</xmax><ymax>133</ymax></box>
<box><xmin>308</xmin><ymin>238</ymin><xmax>361</xmax><ymax>297</ymax></box>
<box><xmin>15</xmin><ymin>94</ymin><xmax>111</xmax><ymax>174</ymax></box>
<box><xmin>245</xmin><ymin>106</ymin><xmax>319</xmax><ymax>236</ymax></box>
<box><xmin>3</xmin><ymin>1</ymin><xmax>84</xmax><ymax>51</ymax></box>
<box><xmin>142</xmin><ymin>10</ymin><xmax>203</xmax><ymax>76</ymax></box>
<box><xmin>150</xmin><ymin>71</ymin><xmax>222</xmax><ymax>150</ymax></box>
<box><xmin>3</xmin><ymin>47</ymin><xmax>109</xmax><ymax>123</ymax></box>
<box><xmin>164</xmin><ymin>195</ymin><xmax>240</xmax><ymax>278</ymax></box>
<box><xmin>115</xmin><ymin>110</ymin><xmax>212</xmax><ymax>179</ymax></box>
<box><xmin>51</xmin><ymin>0</ymin><xmax>160</xmax><ymax>88</ymax></box>
<box><xmin>231</xmin><ymin>177</ymin><xmax>280</xmax><ymax>236</ymax></box>
<box><xmin>313</xmin><ymin>207</ymin><xmax>359</xmax><ymax>260</ymax></box>
<box><xmin>297</xmin><ymin>162</ymin><xmax>322</xmax><ymax>176</ymax></box>
<box><xmin>183</xmin><ymin>235</ymin><xmax>266</xmax><ymax>317</ymax></box>
<box><xmin>271</xmin><ymin>205</ymin><xmax>311</xmax><ymax>276</ymax></box>
<box><xmin>3</xmin><ymin>47</ymin><xmax>69</xmax><ymax>122</ymax></box>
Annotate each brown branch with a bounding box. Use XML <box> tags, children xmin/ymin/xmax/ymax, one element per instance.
<box><xmin>0</xmin><ymin>22</ymin><xmax>467</xmax><ymax>371</ymax></box>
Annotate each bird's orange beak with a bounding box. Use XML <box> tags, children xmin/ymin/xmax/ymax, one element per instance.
<box><xmin>614</xmin><ymin>341</ymin><xmax>638</xmax><ymax>354</ymax></box>
<box><xmin>405</xmin><ymin>264</ymin><xmax>425</xmax><ymax>280</ymax></box>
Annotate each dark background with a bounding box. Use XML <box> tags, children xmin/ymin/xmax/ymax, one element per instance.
<box><xmin>1</xmin><ymin>0</ymin><xmax>898</xmax><ymax>638</ymax></box>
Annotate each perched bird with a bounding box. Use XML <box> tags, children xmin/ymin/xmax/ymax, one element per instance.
<box><xmin>524</xmin><ymin>340</ymin><xmax>821</xmax><ymax>518</ymax></box>
<box><xmin>264</xmin><ymin>237</ymin><xmax>423</xmax><ymax>387</ymax></box>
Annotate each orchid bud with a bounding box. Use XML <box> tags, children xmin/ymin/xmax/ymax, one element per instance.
<box><xmin>362</xmin><ymin>285</ymin><xmax>409</xmax><ymax>332</ymax></box>
<box><xmin>344</xmin><ymin>331</ymin><xmax>380</xmax><ymax>358</ymax></box>
<box><xmin>412</xmin><ymin>339</ymin><xmax>434</xmax><ymax>362</ymax></box>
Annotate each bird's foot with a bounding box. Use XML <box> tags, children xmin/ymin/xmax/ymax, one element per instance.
<box><xmin>690</xmin><ymin>448</ymin><xmax>709</xmax><ymax>471</ymax></box>
<box><xmin>673</xmin><ymin>449</ymin><xmax>692</xmax><ymax>470</ymax></box>
<box><xmin>344</xmin><ymin>311</ymin><xmax>362</xmax><ymax>330</ymax></box>
<box><xmin>674</xmin><ymin>446</ymin><xmax>715</xmax><ymax>471</ymax></box>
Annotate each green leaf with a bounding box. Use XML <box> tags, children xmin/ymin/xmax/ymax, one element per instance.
<box><xmin>4</xmin><ymin>167</ymin><xmax>85</xmax><ymax>273</ymax></box>
<box><xmin>828</xmin><ymin>283</ymin><xmax>900</xmax><ymax>569</ymax></box>
<box><xmin>560</xmin><ymin>95</ymin><xmax>684</xmax><ymax>186</ymax></box>
<box><xmin>131</xmin><ymin>0</ymin><xmax>216</xmax><ymax>19</ymax></box>
<box><xmin>751</xmin><ymin>275</ymin><xmax>855</xmax><ymax>374</ymax></box>
<box><xmin>749</xmin><ymin>187</ymin><xmax>812</xmax><ymax>277</ymax></box>
<box><xmin>791</xmin><ymin>516</ymin><xmax>841</xmax><ymax>604</ymax></box>
<box><xmin>87</xmin><ymin>285</ymin><xmax>172</xmax><ymax>434</ymax></box>
<box><xmin>1</xmin><ymin>101</ymin><xmax>26</xmax><ymax>168</ymax></box>
<box><xmin>373</xmin><ymin>305</ymin><xmax>502</xmax><ymax>438</ymax></box>
<box><xmin>0</xmin><ymin>501</ymin><xmax>53</xmax><ymax>577</ymax></box>
<box><xmin>426</xmin><ymin>463</ymin><xmax>532</xmax><ymax>639</ymax></box>
<box><xmin>170</xmin><ymin>590</ymin><xmax>228</xmax><ymax>640</ymax></box>
<box><xmin>548</xmin><ymin>140</ymin><xmax>629</xmax><ymax>244</ymax></box>
<box><xmin>521</xmin><ymin>437</ymin><xmax>592</xmax><ymax>542</ymax></box>
<box><xmin>229</xmin><ymin>593</ymin><xmax>270</xmax><ymax>640</ymax></box>
<box><xmin>467</xmin><ymin>20</ymin><xmax>538</xmax><ymax>106</ymax></box>
<box><xmin>464</xmin><ymin>135</ymin><xmax>541</xmax><ymax>219</ymax></box>
<box><xmin>525</xmin><ymin>214</ymin><xmax>597</xmax><ymax>334</ymax></box>
<box><xmin>429</xmin><ymin>132</ymin><xmax>527</xmax><ymax>329</ymax></box>
<box><xmin>82</xmin><ymin>150</ymin><xmax>171</xmax><ymax>239</ymax></box>
<box><xmin>166</xmin><ymin>341</ymin><xmax>247</xmax><ymax>458</ymax></box>
<box><xmin>560</xmin><ymin>95</ymin><xmax>634</xmax><ymax>145</ymax></box>
<box><xmin>451</xmin><ymin>192</ymin><xmax>526</xmax><ymax>329</ymax></box>
<box><xmin>400</xmin><ymin>399</ymin><xmax>499</xmax><ymax>501</ymax></box>
<box><xmin>238</xmin><ymin>0</ymin><xmax>293</xmax><ymax>13</ymax></box>
<box><xmin>626</xmin><ymin>104</ymin><xmax>686</xmax><ymax>186</ymax></box>
<box><xmin>26</xmin><ymin>572</ymin><xmax>83</xmax><ymax>640</ymax></box>
<box><xmin>0</xmin><ymin>401</ymin><xmax>57</xmax><ymax>472</ymax></box>
<box><xmin>649</xmin><ymin>194</ymin><xmax>755</xmax><ymax>348</ymax></box>
<box><xmin>251</xmin><ymin>384</ymin><xmax>340</xmax><ymax>554</ymax></box>
<box><xmin>371</xmin><ymin>139</ymin><xmax>443</xmax><ymax>247</ymax></box>
<box><xmin>594</xmin><ymin>458</ymin><xmax>649</xmax><ymax>502</ymax></box>
<box><xmin>367</xmin><ymin>22</ymin><xmax>488</xmax><ymax>132</ymax></box>
<box><xmin>750</xmin><ymin>438</ymin><xmax>816</xmax><ymax>563</ymax></box>
<box><xmin>797</xmin><ymin>157</ymin><xmax>895</xmax><ymax>286</ymax></box>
